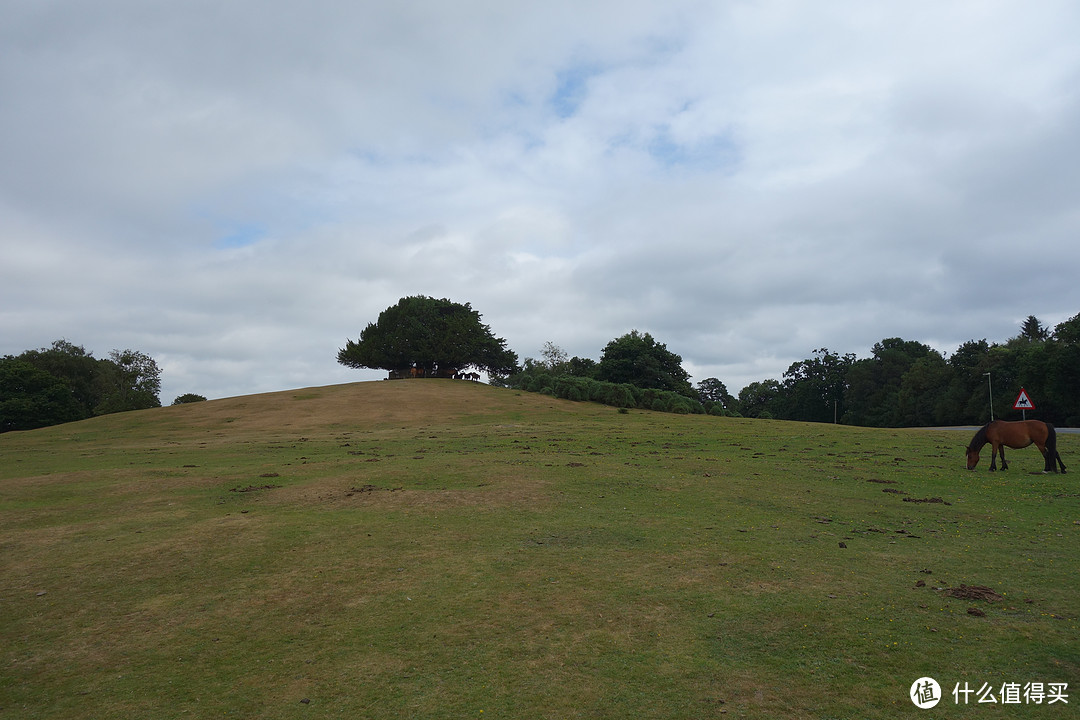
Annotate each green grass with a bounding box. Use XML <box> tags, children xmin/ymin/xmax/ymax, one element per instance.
<box><xmin>1</xmin><ymin>380</ymin><xmax>1077</xmax><ymax>718</ymax></box>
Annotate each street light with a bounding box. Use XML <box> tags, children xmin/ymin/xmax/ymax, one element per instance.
<box><xmin>984</xmin><ymin>372</ymin><xmax>993</xmax><ymax>422</ymax></box>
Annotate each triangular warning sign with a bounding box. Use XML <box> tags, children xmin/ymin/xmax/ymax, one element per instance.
<box><xmin>1013</xmin><ymin>388</ymin><xmax>1035</xmax><ymax>410</ymax></box>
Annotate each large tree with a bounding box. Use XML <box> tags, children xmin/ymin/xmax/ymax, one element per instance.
<box><xmin>338</xmin><ymin>296</ymin><xmax>519</xmax><ymax>378</ymax></box>
<box><xmin>696</xmin><ymin>377</ymin><xmax>735</xmax><ymax>409</ymax></box>
<box><xmin>843</xmin><ymin>339</ymin><xmax>939</xmax><ymax>426</ymax></box>
<box><xmin>737</xmin><ymin>379</ymin><xmax>782</xmax><ymax>419</ymax></box>
<box><xmin>17</xmin><ymin>340</ymin><xmax>100</xmax><ymax>418</ymax></box>
<box><xmin>1019</xmin><ymin>315</ymin><xmax>1050</xmax><ymax>342</ymax></box>
<box><xmin>595</xmin><ymin>330</ymin><xmax>693</xmax><ymax>396</ymax></box>
<box><xmin>775</xmin><ymin>347</ymin><xmax>854</xmax><ymax>423</ymax></box>
<box><xmin>95</xmin><ymin>349</ymin><xmax>163</xmax><ymax>414</ymax></box>
<box><xmin>0</xmin><ymin>358</ymin><xmax>84</xmax><ymax>432</ymax></box>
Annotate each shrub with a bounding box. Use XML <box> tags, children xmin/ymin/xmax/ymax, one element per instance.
<box><xmin>601</xmin><ymin>383</ymin><xmax>637</xmax><ymax>408</ymax></box>
<box><xmin>507</xmin><ymin>363</ymin><xmax>706</xmax><ymax>416</ymax></box>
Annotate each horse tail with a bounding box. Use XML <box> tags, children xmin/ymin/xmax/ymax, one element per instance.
<box><xmin>1045</xmin><ymin>422</ymin><xmax>1058</xmax><ymax>472</ymax></box>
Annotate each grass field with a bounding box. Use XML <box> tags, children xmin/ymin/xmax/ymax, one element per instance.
<box><xmin>1</xmin><ymin>380</ymin><xmax>1077</xmax><ymax>718</ymax></box>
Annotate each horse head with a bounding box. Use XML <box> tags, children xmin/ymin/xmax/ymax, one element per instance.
<box><xmin>965</xmin><ymin>446</ymin><xmax>980</xmax><ymax>470</ymax></box>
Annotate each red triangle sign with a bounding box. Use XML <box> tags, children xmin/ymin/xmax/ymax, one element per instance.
<box><xmin>1013</xmin><ymin>388</ymin><xmax>1035</xmax><ymax>410</ymax></box>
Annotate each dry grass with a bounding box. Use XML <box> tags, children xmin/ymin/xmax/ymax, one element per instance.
<box><xmin>2</xmin><ymin>380</ymin><xmax>1078</xmax><ymax>718</ymax></box>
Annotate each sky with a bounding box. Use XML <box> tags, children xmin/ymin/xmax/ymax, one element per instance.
<box><xmin>3</xmin><ymin>0</ymin><xmax>1080</xmax><ymax>403</ymax></box>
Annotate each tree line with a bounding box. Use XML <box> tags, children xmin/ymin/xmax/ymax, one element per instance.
<box><xmin>341</xmin><ymin>298</ymin><xmax>1080</xmax><ymax>427</ymax></box>
<box><xmin>0</xmin><ymin>340</ymin><xmax>171</xmax><ymax>432</ymax></box>
<box><xmin>8</xmin><ymin>301</ymin><xmax>1076</xmax><ymax>433</ymax></box>
<box><xmin>737</xmin><ymin>314</ymin><xmax>1080</xmax><ymax>427</ymax></box>
<box><xmin>510</xmin><ymin>314</ymin><xmax>1080</xmax><ymax>427</ymax></box>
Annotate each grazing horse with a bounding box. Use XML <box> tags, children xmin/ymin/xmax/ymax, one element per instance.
<box><xmin>966</xmin><ymin>420</ymin><xmax>1067</xmax><ymax>473</ymax></box>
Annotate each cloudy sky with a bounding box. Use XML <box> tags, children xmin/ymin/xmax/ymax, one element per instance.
<box><xmin>3</xmin><ymin>1</ymin><xmax>1079</xmax><ymax>402</ymax></box>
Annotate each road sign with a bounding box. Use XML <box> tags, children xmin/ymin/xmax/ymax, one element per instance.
<box><xmin>1013</xmin><ymin>388</ymin><xmax>1035</xmax><ymax>410</ymax></box>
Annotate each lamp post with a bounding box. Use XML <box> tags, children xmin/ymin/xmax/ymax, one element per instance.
<box><xmin>984</xmin><ymin>372</ymin><xmax>994</xmax><ymax>422</ymax></box>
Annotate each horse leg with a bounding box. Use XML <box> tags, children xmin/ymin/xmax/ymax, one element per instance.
<box><xmin>989</xmin><ymin>444</ymin><xmax>998</xmax><ymax>471</ymax></box>
<box><xmin>1038</xmin><ymin>443</ymin><xmax>1048</xmax><ymax>472</ymax></box>
<box><xmin>999</xmin><ymin>445</ymin><xmax>1008</xmax><ymax>470</ymax></box>
<box><xmin>1037</xmin><ymin>442</ymin><xmax>1053</xmax><ymax>473</ymax></box>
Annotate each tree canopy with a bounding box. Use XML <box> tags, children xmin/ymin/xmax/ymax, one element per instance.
<box><xmin>1</xmin><ymin>340</ymin><xmax>163</xmax><ymax>432</ymax></box>
<box><xmin>338</xmin><ymin>296</ymin><xmax>519</xmax><ymax>378</ymax></box>
<box><xmin>696</xmin><ymin>377</ymin><xmax>735</xmax><ymax>410</ymax></box>
<box><xmin>0</xmin><ymin>359</ymin><xmax>84</xmax><ymax>432</ymax></box>
<box><xmin>595</xmin><ymin>330</ymin><xmax>693</xmax><ymax>396</ymax></box>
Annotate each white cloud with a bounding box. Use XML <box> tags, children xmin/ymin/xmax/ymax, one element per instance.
<box><xmin>3</xmin><ymin>0</ymin><xmax>1080</xmax><ymax>402</ymax></box>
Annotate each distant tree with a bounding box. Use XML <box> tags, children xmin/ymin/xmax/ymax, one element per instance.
<box><xmin>894</xmin><ymin>354</ymin><xmax>953</xmax><ymax>426</ymax></box>
<box><xmin>1019</xmin><ymin>315</ymin><xmax>1049</xmax><ymax>342</ymax></box>
<box><xmin>737</xmin><ymin>379</ymin><xmax>781</xmax><ymax>418</ymax></box>
<box><xmin>1047</xmin><ymin>315</ymin><xmax>1080</xmax><ymax>425</ymax></box>
<box><xmin>1001</xmin><ymin>314</ymin><xmax>1077</xmax><ymax>423</ymax></box>
<box><xmin>1053</xmin><ymin>313</ymin><xmax>1080</xmax><ymax>344</ymax></box>
<box><xmin>595</xmin><ymin>330</ymin><xmax>693</xmax><ymax>396</ymax></box>
<box><xmin>17</xmin><ymin>340</ymin><xmax>100</xmax><ymax>419</ymax></box>
<box><xmin>776</xmin><ymin>348</ymin><xmax>854</xmax><ymax>423</ymax></box>
<box><xmin>843</xmin><ymin>339</ymin><xmax>937</xmax><ymax>426</ymax></box>
<box><xmin>934</xmin><ymin>339</ymin><xmax>989</xmax><ymax>425</ymax></box>
<box><xmin>540</xmin><ymin>341</ymin><xmax>568</xmax><ymax>372</ymax></box>
<box><xmin>0</xmin><ymin>357</ymin><xmax>84</xmax><ymax>432</ymax></box>
<box><xmin>948</xmin><ymin>339</ymin><xmax>991</xmax><ymax>373</ymax></box>
<box><xmin>12</xmin><ymin>340</ymin><xmax>163</xmax><ymax>423</ymax></box>
<box><xmin>173</xmin><ymin>393</ymin><xmax>207</xmax><ymax>405</ymax></box>
<box><xmin>696</xmin><ymin>377</ymin><xmax>735</xmax><ymax>408</ymax></box>
<box><xmin>95</xmin><ymin>349</ymin><xmax>162</xmax><ymax>414</ymax></box>
<box><xmin>726</xmin><ymin>312</ymin><xmax>1080</xmax><ymax>427</ymax></box>
<box><xmin>338</xmin><ymin>296</ymin><xmax>519</xmax><ymax>378</ymax></box>
<box><xmin>565</xmin><ymin>356</ymin><xmax>598</xmax><ymax>378</ymax></box>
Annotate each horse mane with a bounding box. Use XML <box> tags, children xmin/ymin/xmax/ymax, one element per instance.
<box><xmin>967</xmin><ymin>423</ymin><xmax>990</xmax><ymax>451</ymax></box>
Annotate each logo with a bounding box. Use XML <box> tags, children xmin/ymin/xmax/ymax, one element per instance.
<box><xmin>911</xmin><ymin>677</ymin><xmax>942</xmax><ymax>709</ymax></box>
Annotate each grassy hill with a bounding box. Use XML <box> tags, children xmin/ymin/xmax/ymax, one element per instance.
<box><xmin>1</xmin><ymin>380</ymin><xmax>1077</xmax><ymax>718</ymax></box>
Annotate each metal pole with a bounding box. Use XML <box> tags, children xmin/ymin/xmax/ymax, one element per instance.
<box><xmin>984</xmin><ymin>372</ymin><xmax>993</xmax><ymax>422</ymax></box>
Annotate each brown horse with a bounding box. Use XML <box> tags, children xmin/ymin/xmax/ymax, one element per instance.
<box><xmin>966</xmin><ymin>420</ymin><xmax>1067</xmax><ymax>473</ymax></box>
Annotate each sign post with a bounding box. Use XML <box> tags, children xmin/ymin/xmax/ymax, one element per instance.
<box><xmin>1013</xmin><ymin>388</ymin><xmax>1035</xmax><ymax>420</ymax></box>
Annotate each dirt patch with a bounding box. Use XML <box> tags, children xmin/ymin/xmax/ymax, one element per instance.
<box><xmin>347</xmin><ymin>484</ymin><xmax>402</xmax><ymax>495</ymax></box>
<box><xmin>266</xmin><ymin>468</ymin><xmax>557</xmax><ymax>512</ymax></box>
<box><xmin>230</xmin><ymin>484</ymin><xmax>281</xmax><ymax>493</ymax></box>
<box><xmin>942</xmin><ymin>584</ymin><xmax>1004</xmax><ymax>602</ymax></box>
<box><xmin>903</xmin><ymin>496</ymin><xmax>952</xmax><ymax>505</ymax></box>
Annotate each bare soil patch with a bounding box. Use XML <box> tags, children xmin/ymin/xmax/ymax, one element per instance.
<box><xmin>942</xmin><ymin>584</ymin><xmax>1004</xmax><ymax>602</ymax></box>
<box><xmin>903</xmin><ymin>496</ymin><xmax>952</xmax><ymax>505</ymax></box>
